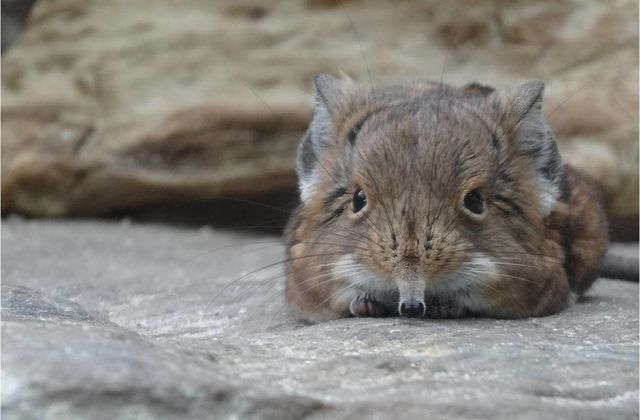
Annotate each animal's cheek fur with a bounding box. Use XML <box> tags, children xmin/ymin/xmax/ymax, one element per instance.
<box><xmin>422</xmin><ymin>249</ymin><xmax>471</xmax><ymax>284</ymax></box>
<box><xmin>355</xmin><ymin>251</ymin><xmax>396</xmax><ymax>284</ymax></box>
<box><xmin>476</xmin><ymin>242</ymin><xmax>568</xmax><ymax>316</ymax></box>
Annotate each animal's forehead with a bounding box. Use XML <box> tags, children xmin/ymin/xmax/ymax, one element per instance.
<box><xmin>349</xmin><ymin>93</ymin><xmax>497</xmax><ymax>182</ymax></box>
<box><xmin>359</xmin><ymin>95</ymin><xmax>493</xmax><ymax>143</ymax></box>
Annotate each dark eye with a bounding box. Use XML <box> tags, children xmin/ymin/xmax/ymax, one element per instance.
<box><xmin>352</xmin><ymin>188</ymin><xmax>367</xmax><ymax>213</ymax></box>
<box><xmin>462</xmin><ymin>189</ymin><xmax>485</xmax><ymax>216</ymax></box>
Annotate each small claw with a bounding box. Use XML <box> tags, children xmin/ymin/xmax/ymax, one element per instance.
<box><xmin>349</xmin><ymin>294</ymin><xmax>391</xmax><ymax>318</ymax></box>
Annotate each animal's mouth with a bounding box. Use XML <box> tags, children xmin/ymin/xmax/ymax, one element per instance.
<box><xmin>338</xmin><ymin>253</ymin><xmax>487</xmax><ymax>318</ymax></box>
<box><xmin>395</xmin><ymin>255</ymin><xmax>497</xmax><ymax>318</ymax></box>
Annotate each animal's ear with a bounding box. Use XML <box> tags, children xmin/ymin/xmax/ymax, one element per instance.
<box><xmin>314</xmin><ymin>73</ymin><xmax>358</xmax><ymax>114</ymax></box>
<box><xmin>494</xmin><ymin>81</ymin><xmax>564</xmax><ymax>214</ymax></box>
<box><xmin>506</xmin><ymin>80</ymin><xmax>545</xmax><ymax>123</ymax></box>
<box><xmin>297</xmin><ymin>74</ymin><xmax>359</xmax><ymax>202</ymax></box>
<box><xmin>503</xmin><ymin>81</ymin><xmax>552</xmax><ymax>160</ymax></box>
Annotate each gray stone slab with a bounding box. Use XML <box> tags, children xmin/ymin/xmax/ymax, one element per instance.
<box><xmin>2</xmin><ymin>218</ymin><xmax>638</xmax><ymax>419</ymax></box>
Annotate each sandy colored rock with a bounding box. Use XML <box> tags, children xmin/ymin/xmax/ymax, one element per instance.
<box><xmin>1</xmin><ymin>219</ymin><xmax>638</xmax><ymax>419</ymax></box>
<box><xmin>2</xmin><ymin>0</ymin><xmax>638</xmax><ymax>225</ymax></box>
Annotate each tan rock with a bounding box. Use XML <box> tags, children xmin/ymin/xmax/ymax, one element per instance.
<box><xmin>2</xmin><ymin>0</ymin><xmax>637</xmax><ymax>233</ymax></box>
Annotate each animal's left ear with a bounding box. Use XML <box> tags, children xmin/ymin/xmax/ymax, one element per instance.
<box><xmin>493</xmin><ymin>81</ymin><xmax>565</xmax><ymax>214</ymax></box>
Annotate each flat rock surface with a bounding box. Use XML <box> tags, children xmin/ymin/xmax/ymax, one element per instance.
<box><xmin>2</xmin><ymin>218</ymin><xmax>638</xmax><ymax>419</ymax></box>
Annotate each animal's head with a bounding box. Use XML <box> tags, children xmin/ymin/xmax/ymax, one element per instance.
<box><xmin>296</xmin><ymin>74</ymin><xmax>564</xmax><ymax>317</ymax></box>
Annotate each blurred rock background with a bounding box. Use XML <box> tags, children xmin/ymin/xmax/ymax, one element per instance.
<box><xmin>2</xmin><ymin>0</ymin><xmax>638</xmax><ymax>238</ymax></box>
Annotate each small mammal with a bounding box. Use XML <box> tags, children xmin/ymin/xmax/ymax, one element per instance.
<box><xmin>284</xmin><ymin>74</ymin><xmax>628</xmax><ymax>320</ymax></box>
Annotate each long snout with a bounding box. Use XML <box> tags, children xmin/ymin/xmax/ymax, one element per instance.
<box><xmin>396</xmin><ymin>274</ymin><xmax>426</xmax><ymax>318</ymax></box>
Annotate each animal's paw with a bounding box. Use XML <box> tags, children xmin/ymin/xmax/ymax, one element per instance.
<box><xmin>349</xmin><ymin>293</ymin><xmax>392</xmax><ymax>318</ymax></box>
<box><xmin>424</xmin><ymin>295</ymin><xmax>467</xmax><ymax>319</ymax></box>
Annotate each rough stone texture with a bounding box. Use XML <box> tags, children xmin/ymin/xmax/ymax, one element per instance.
<box><xmin>2</xmin><ymin>218</ymin><xmax>638</xmax><ymax>419</ymax></box>
<box><xmin>1</xmin><ymin>0</ymin><xmax>638</xmax><ymax>231</ymax></box>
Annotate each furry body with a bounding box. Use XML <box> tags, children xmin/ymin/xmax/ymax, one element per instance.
<box><xmin>284</xmin><ymin>75</ymin><xmax>608</xmax><ymax>320</ymax></box>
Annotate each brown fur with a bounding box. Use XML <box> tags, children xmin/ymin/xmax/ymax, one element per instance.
<box><xmin>547</xmin><ymin>166</ymin><xmax>609</xmax><ymax>294</ymax></box>
<box><xmin>285</xmin><ymin>76</ymin><xmax>608</xmax><ymax>320</ymax></box>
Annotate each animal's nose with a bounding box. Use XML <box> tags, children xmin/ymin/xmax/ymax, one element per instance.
<box><xmin>399</xmin><ymin>299</ymin><xmax>426</xmax><ymax>318</ymax></box>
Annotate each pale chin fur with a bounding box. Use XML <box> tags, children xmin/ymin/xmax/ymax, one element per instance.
<box><xmin>331</xmin><ymin>255</ymin><xmax>397</xmax><ymax>304</ymax></box>
<box><xmin>448</xmin><ymin>253</ymin><xmax>501</xmax><ymax>313</ymax></box>
<box><xmin>332</xmin><ymin>252</ymin><xmax>501</xmax><ymax>311</ymax></box>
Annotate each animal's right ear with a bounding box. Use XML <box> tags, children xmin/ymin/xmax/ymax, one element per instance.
<box><xmin>490</xmin><ymin>81</ymin><xmax>564</xmax><ymax>214</ymax></box>
<box><xmin>297</xmin><ymin>74</ymin><xmax>358</xmax><ymax>202</ymax></box>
